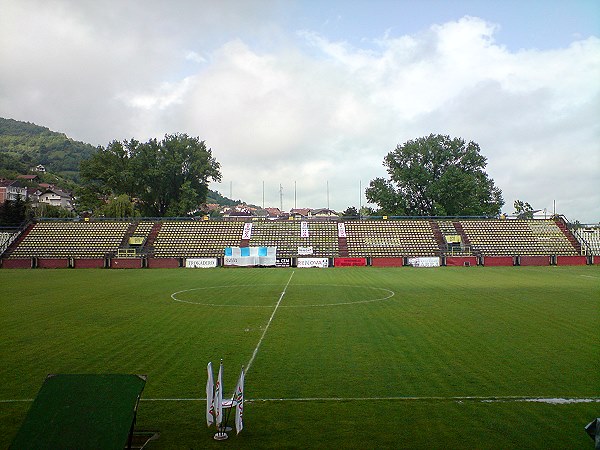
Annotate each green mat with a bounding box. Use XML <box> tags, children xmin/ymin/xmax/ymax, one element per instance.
<box><xmin>10</xmin><ymin>374</ymin><xmax>146</xmax><ymax>450</ymax></box>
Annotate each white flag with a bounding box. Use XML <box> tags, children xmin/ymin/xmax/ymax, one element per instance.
<box><xmin>215</xmin><ymin>360</ymin><xmax>223</xmax><ymax>426</ymax></box>
<box><xmin>206</xmin><ymin>362</ymin><xmax>215</xmax><ymax>426</ymax></box>
<box><xmin>233</xmin><ymin>367</ymin><xmax>244</xmax><ymax>434</ymax></box>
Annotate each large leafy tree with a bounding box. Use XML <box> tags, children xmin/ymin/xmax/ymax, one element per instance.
<box><xmin>366</xmin><ymin>134</ymin><xmax>503</xmax><ymax>216</ymax></box>
<box><xmin>81</xmin><ymin>134</ymin><xmax>221</xmax><ymax>217</ymax></box>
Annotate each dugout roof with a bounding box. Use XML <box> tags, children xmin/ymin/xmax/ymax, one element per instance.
<box><xmin>10</xmin><ymin>374</ymin><xmax>146</xmax><ymax>450</ymax></box>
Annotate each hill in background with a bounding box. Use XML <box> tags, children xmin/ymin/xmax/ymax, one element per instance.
<box><xmin>0</xmin><ymin>118</ymin><xmax>97</xmax><ymax>181</ymax></box>
<box><xmin>0</xmin><ymin>117</ymin><xmax>239</xmax><ymax>207</ymax></box>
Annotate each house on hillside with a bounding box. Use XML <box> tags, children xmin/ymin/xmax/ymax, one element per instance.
<box><xmin>290</xmin><ymin>208</ymin><xmax>311</xmax><ymax>219</ymax></box>
<box><xmin>309</xmin><ymin>208</ymin><xmax>338</xmax><ymax>219</ymax></box>
<box><xmin>0</xmin><ymin>180</ymin><xmax>27</xmax><ymax>204</ymax></box>
<box><xmin>17</xmin><ymin>174</ymin><xmax>40</xmax><ymax>183</ymax></box>
<box><xmin>264</xmin><ymin>207</ymin><xmax>283</xmax><ymax>218</ymax></box>
<box><xmin>38</xmin><ymin>188</ymin><xmax>74</xmax><ymax>211</ymax></box>
<box><xmin>31</xmin><ymin>164</ymin><xmax>46</xmax><ymax>173</ymax></box>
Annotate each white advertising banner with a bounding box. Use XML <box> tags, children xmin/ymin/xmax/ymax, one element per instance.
<box><xmin>300</xmin><ymin>221</ymin><xmax>309</xmax><ymax>238</ymax></box>
<box><xmin>337</xmin><ymin>222</ymin><xmax>347</xmax><ymax>238</ymax></box>
<box><xmin>224</xmin><ymin>246</ymin><xmax>277</xmax><ymax>267</ymax></box>
<box><xmin>297</xmin><ymin>257</ymin><xmax>329</xmax><ymax>268</ymax></box>
<box><xmin>224</xmin><ymin>256</ymin><xmax>257</xmax><ymax>267</ymax></box>
<box><xmin>407</xmin><ymin>257</ymin><xmax>440</xmax><ymax>268</ymax></box>
<box><xmin>242</xmin><ymin>223</ymin><xmax>253</xmax><ymax>240</ymax></box>
<box><xmin>186</xmin><ymin>258</ymin><xmax>218</xmax><ymax>268</ymax></box>
<box><xmin>298</xmin><ymin>246</ymin><xmax>313</xmax><ymax>255</ymax></box>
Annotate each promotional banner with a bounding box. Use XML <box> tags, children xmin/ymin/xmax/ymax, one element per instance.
<box><xmin>334</xmin><ymin>258</ymin><xmax>366</xmax><ymax>267</ymax></box>
<box><xmin>300</xmin><ymin>221</ymin><xmax>309</xmax><ymax>238</ymax></box>
<box><xmin>242</xmin><ymin>223</ymin><xmax>253</xmax><ymax>240</ymax></box>
<box><xmin>337</xmin><ymin>222</ymin><xmax>347</xmax><ymax>238</ymax></box>
<box><xmin>407</xmin><ymin>257</ymin><xmax>440</xmax><ymax>268</ymax></box>
<box><xmin>298</xmin><ymin>246</ymin><xmax>313</xmax><ymax>255</ymax></box>
<box><xmin>224</xmin><ymin>247</ymin><xmax>277</xmax><ymax>266</ymax></box>
<box><xmin>276</xmin><ymin>258</ymin><xmax>292</xmax><ymax>267</ymax></box>
<box><xmin>297</xmin><ymin>258</ymin><xmax>329</xmax><ymax>268</ymax></box>
<box><xmin>445</xmin><ymin>234</ymin><xmax>461</xmax><ymax>243</ymax></box>
<box><xmin>186</xmin><ymin>258</ymin><xmax>218</xmax><ymax>268</ymax></box>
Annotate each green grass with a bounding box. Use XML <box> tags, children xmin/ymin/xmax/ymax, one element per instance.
<box><xmin>1</xmin><ymin>266</ymin><xmax>599</xmax><ymax>448</ymax></box>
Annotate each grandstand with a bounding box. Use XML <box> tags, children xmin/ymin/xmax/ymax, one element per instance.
<box><xmin>344</xmin><ymin>220</ymin><xmax>439</xmax><ymax>257</ymax></box>
<box><xmin>248</xmin><ymin>221</ymin><xmax>339</xmax><ymax>257</ymax></box>
<box><xmin>458</xmin><ymin>219</ymin><xmax>578</xmax><ymax>256</ymax></box>
<box><xmin>152</xmin><ymin>220</ymin><xmax>245</xmax><ymax>258</ymax></box>
<box><xmin>3</xmin><ymin>221</ymin><xmax>131</xmax><ymax>260</ymax></box>
<box><xmin>0</xmin><ymin>216</ymin><xmax>595</xmax><ymax>268</ymax></box>
<box><xmin>572</xmin><ymin>226</ymin><xmax>600</xmax><ymax>255</ymax></box>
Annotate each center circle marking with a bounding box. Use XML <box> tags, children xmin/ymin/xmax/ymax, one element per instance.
<box><xmin>170</xmin><ymin>284</ymin><xmax>395</xmax><ymax>307</ymax></box>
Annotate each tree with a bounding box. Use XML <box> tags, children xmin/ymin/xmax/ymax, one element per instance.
<box><xmin>81</xmin><ymin>134</ymin><xmax>221</xmax><ymax>217</ymax></box>
<box><xmin>513</xmin><ymin>200</ymin><xmax>534</xmax><ymax>219</ymax></box>
<box><xmin>102</xmin><ymin>194</ymin><xmax>138</xmax><ymax>218</ymax></box>
<box><xmin>366</xmin><ymin>134</ymin><xmax>503</xmax><ymax>216</ymax></box>
<box><xmin>0</xmin><ymin>197</ymin><xmax>30</xmax><ymax>225</ymax></box>
<box><xmin>342</xmin><ymin>206</ymin><xmax>359</xmax><ymax>218</ymax></box>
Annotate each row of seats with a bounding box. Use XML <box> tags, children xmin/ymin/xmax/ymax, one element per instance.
<box><xmin>344</xmin><ymin>220</ymin><xmax>439</xmax><ymax>257</ymax></box>
<box><xmin>3</xmin><ymin>219</ymin><xmax>587</xmax><ymax>259</ymax></box>
<box><xmin>248</xmin><ymin>222</ymin><xmax>339</xmax><ymax>257</ymax></box>
<box><xmin>152</xmin><ymin>221</ymin><xmax>244</xmax><ymax>258</ymax></box>
<box><xmin>459</xmin><ymin>220</ymin><xmax>577</xmax><ymax>256</ymax></box>
<box><xmin>573</xmin><ymin>228</ymin><xmax>600</xmax><ymax>255</ymax></box>
<box><xmin>7</xmin><ymin>222</ymin><xmax>131</xmax><ymax>258</ymax></box>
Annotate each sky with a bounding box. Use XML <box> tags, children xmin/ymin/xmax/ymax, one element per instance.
<box><xmin>1</xmin><ymin>0</ymin><xmax>599</xmax><ymax>222</ymax></box>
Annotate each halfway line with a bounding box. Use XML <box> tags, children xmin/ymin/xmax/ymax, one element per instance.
<box><xmin>246</xmin><ymin>271</ymin><xmax>295</xmax><ymax>373</ymax></box>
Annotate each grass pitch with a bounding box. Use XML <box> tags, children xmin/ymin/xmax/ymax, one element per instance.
<box><xmin>1</xmin><ymin>266</ymin><xmax>599</xmax><ymax>448</ymax></box>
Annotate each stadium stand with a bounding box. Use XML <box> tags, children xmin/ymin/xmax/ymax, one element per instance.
<box><xmin>344</xmin><ymin>220</ymin><xmax>439</xmax><ymax>257</ymax></box>
<box><xmin>151</xmin><ymin>220</ymin><xmax>244</xmax><ymax>258</ymax></box>
<box><xmin>2</xmin><ymin>218</ymin><xmax>591</xmax><ymax>267</ymax></box>
<box><xmin>458</xmin><ymin>219</ymin><xmax>578</xmax><ymax>256</ymax></box>
<box><xmin>248</xmin><ymin>221</ymin><xmax>339</xmax><ymax>257</ymax></box>
<box><xmin>4</xmin><ymin>221</ymin><xmax>131</xmax><ymax>259</ymax></box>
<box><xmin>573</xmin><ymin>227</ymin><xmax>600</xmax><ymax>255</ymax></box>
<box><xmin>0</xmin><ymin>232</ymin><xmax>12</xmax><ymax>251</ymax></box>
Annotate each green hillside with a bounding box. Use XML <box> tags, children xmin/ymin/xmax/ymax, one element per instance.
<box><xmin>0</xmin><ymin>118</ymin><xmax>97</xmax><ymax>181</ymax></box>
<box><xmin>0</xmin><ymin>118</ymin><xmax>241</xmax><ymax>210</ymax></box>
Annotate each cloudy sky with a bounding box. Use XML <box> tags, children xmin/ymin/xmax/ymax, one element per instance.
<box><xmin>1</xmin><ymin>0</ymin><xmax>599</xmax><ymax>222</ymax></box>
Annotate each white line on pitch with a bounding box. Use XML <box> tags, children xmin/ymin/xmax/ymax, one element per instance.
<box><xmin>3</xmin><ymin>396</ymin><xmax>599</xmax><ymax>404</ymax></box>
<box><xmin>245</xmin><ymin>270</ymin><xmax>295</xmax><ymax>373</ymax></box>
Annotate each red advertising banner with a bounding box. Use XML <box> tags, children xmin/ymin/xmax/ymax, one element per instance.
<box><xmin>371</xmin><ymin>257</ymin><xmax>404</xmax><ymax>267</ymax></box>
<box><xmin>110</xmin><ymin>258</ymin><xmax>143</xmax><ymax>269</ymax></box>
<box><xmin>147</xmin><ymin>258</ymin><xmax>180</xmax><ymax>268</ymax></box>
<box><xmin>483</xmin><ymin>256</ymin><xmax>514</xmax><ymax>266</ymax></box>
<box><xmin>37</xmin><ymin>258</ymin><xmax>69</xmax><ymax>269</ymax></box>
<box><xmin>1</xmin><ymin>258</ymin><xmax>33</xmax><ymax>269</ymax></box>
<box><xmin>73</xmin><ymin>258</ymin><xmax>105</xmax><ymax>269</ymax></box>
<box><xmin>519</xmin><ymin>256</ymin><xmax>550</xmax><ymax>266</ymax></box>
<box><xmin>334</xmin><ymin>258</ymin><xmax>367</xmax><ymax>267</ymax></box>
<box><xmin>555</xmin><ymin>256</ymin><xmax>587</xmax><ymax>266</ymax></box>
<box><xmin>445</xmin><ymin>256</ymin><xmax>477</xmax><ymax>267</ymax></box>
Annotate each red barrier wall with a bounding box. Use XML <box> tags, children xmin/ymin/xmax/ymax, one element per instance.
<box><xmin>520</xmin><ymin>256</ymin><xmax>550</xmax><ymax>266</ymax></box>
<box><xmin>73</xmin><ymin>259</ymin><xmax>105</xmax><ymax>269</ymax></box>
<box><xmin>445</xmin><ymin>256</ymin><xmax>477</xmax><ymax>267</ymax></box>
<box><xmin>147</xmin><ymin>258</ymin><xmax>180</xmax><ymax>268</ymax></box>
<box><xmin>334</xmin><ymin>258</ymin><xmax>367</xmax><ymax>267</ymax></box>
<box><xmin>37</xmin><ymin>258</ymin><xmax>69</xmax><ymax>269</ymax></box>
<box><xmin>371</xmin><ymin>257</ymin><xmax>404</xmax><ymax>267</ymax></box>
<box><xmin>556</xmin><ymin>256</ymin><xmax>587</xmax><ymax>266</ymax></box>
<box><xmin>1</xmin><ymin>258</ymin><xmax>32</xmax><ymax>268</ymax></box>
<box><xmin>110</xmin><ymin>258</ymin><xmax>143</xmax><ymax>269</ymax></box>
<box><xmin>483</xmin><ymin>256</ymin><xmax>514</xmax><ymax>266</ymax></box>
<box><xmin>594</xmin><ymin>256</ymin><xmax>600</xmax><ymax>265</ymax></box>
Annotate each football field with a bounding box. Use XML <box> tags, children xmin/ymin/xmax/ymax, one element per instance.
<box><xmin>1</xmin><ymin>266</ymin><xmax>599</xmax><ymax>448</ymax></box>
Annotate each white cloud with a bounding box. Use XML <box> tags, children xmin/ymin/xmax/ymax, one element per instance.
<box><xmin>1</xmin><ymin>3</ymin><xmax>598</xmax><ymax>221</ymax></box>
